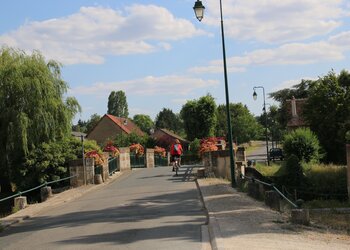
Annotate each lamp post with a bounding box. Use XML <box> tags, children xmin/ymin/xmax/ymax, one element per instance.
<box><xmin>193</xmin><ymin>0</ymin><xmax>236</xmax><ymax>187</ymax></box>
<box><xmin>253</xmin><ymin>86</ymin><xmax>270</xmax><ymax>166</ymax></box>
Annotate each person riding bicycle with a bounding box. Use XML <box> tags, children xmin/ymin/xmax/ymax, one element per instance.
<box><xmin>170</xmin><ymin>139</ymin><xmax>183</xmax><ymax>171</ymax></box>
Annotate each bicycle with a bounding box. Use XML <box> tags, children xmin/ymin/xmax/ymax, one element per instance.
<box><xmin>173</xmin><ymin>156</ymin><xmax>181</xmax><ymax>176</ymax></box>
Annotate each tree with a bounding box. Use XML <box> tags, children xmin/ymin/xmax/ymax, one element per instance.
<box><xmin>107</xmin><ymin>90</ymin><xmax>129</xmax><ymax>117</ymax></box>
<box><xmin>216</xmin><ymin>103</ymin><xmax>261</xmax><ymax>144</ymax></box>
<box><xmin>86</xmin><ymin>113</ymin><xmax>101</xmax><ymax>133</ymax></box>
<box><xmin>283</xmin><ymin>128</ymin><xmax>322</xmax><ymax>163</ymax></box>
<box><xmin>303</xmin><ymin>70</ymin><xmax>350</xmax><ymax>163</ymax></box>
<box><xmin>181</xmin><ymin>94</ymin><xmax>217</xmax><ymax>141</ymax></box>
<box><xmin>133</xmin><ymin>114</ymin><xmax>154</xmax><ymax>134</ymax></box>
<box><xmin>0</xmin><ymin>47</ymin><xmax>81</xmax><ymax>187</ymax></box>
<box><xmin>155</xmin><ymin>108</ymin><xmax>183</xmax><ymax>135</ymax></box>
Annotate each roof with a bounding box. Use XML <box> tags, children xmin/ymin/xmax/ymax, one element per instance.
<box><xmin>105</xmin><ymin>114</ymin><xmax>145</xmax><ymax>136</ymax></box>
<box><xmin>154</xmin><ymin>128</ymin><xmax>189</xmax><ymax>143</ymax></box>
<box><xmin>71</xmin><ymin>131</ymin><xmax>86</xmax><ymax>138</ymax></box>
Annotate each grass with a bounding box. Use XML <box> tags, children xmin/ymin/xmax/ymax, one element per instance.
<box><xmin>254</xmin><ymin>162</ymin><xmax>283</xmax><ymax>177</ymax></box>
<box><xmin>304</xmin><ymin>199</ymin><xmax>350</xmax><ymax>209</ymax></box>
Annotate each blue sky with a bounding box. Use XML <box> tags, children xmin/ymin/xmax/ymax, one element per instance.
<box><xmin>1</xmin><ymin>0</ymin><xmax>350</xmax><ymax>123</ymax></box>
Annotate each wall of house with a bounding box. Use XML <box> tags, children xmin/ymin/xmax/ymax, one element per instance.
<box><xmin>87</xmin><ymin>117</ymin><xmax>124</xmax><ymax>145</ymax></box>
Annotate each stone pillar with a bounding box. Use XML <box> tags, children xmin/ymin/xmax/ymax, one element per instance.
<box><xmin>14</xmin><ymin>196</ymin><xmax>27</xmax><ymax>210</ymax></box>
<box><xmin>40</xmin><ymin>186</ymin><xmax>52</xmax><ymax>202</ymax></box>
<box><xmin>347</xmin><ymin>144</ymin><xmax>350</xmax><ymax>200</ymax></box>
<box><xmin>146</xmin><ymin>149</ymin><xmax>155</xmax><ymax>168</ymax></box>
<box><xmin>291</xmin><ymin>209</ymin><xmax>310</xmax><ymax>225</ymax></box>
<box><xmin>102</xmin><ymin>152</ymin><xmax>110</xmax><ymax>182</ymax></box>
<box><xmin>119</xmin><ymin>147</ymin><xmax>131</xmax><ymax>171</ymax></box>
<box><xmin>265</xmin><ymin>190</ymin><xmax>280</xmax><ymax>211</ymax></box>
<box><xmin>69</xmin><ymin>158</ymin><xmax>95</xmax><ymax>187</ymax></box>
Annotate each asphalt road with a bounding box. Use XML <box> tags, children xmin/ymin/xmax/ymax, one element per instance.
<box><xmin>0</xmin><ymin>166</ymin><xmax>206</xmax><ymax>250</ymax></box>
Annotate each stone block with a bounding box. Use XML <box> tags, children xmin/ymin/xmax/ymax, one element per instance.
<box><xmin>14</xmin><ymin>196</ymin><xmax>27</xmax><ymax>210</ymax></box>
<box><xmin>94</xmin><ymin>174</ymin><xmax>103</xmax><ymax>184</ymax></box>
<box><xmin>40</xmin><ymin>186</ymin><xmax>52</xmax><ymax>202</ymax></box>
<box><xmin>248</xmin><ymin>182</ymin><xmax>260</xmax><ymax>199</ymax></box>
<box><xmin>265</xmin><ymin>190</ymin><xmax>280</xmax><ymax>211</ymax></box>
<box><xmin>291</xmin><ymin>209</ymin><xmax>310</xmax><ymax>225</ymax></box>
<box><xmin>197</xmin><ymin>168</ymin><xmax>206</xmax><ymax>178</ymax></box>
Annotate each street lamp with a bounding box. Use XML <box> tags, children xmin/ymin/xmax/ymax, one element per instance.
<box><xmin>253</xmin><ymin>86</ymin><xmax>270</xmax><ymax>166</ymax></box>
<box><xmin>194</xmin><ymin>0</ymin><xmax>236</xmax><ymax>187</ymax></box>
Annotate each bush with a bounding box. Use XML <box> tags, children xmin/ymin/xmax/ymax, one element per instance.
<box><xmin>283</xmin><ymin>128</ymin><xmax>322</xmax><ymax>163</ymax></box>
<box><xmin>284</xmin><ymin>154</ymin><xmax>304</xmax><ymax>187</ymax></box>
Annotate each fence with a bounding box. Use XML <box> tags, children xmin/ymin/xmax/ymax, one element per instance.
<box><xmin>130</xmin><ymin>153</ymin><xmax>145</xmax><ymax>168</ymax></box>
<box><xmin>154</xmin><ymin>155</ymin><xmax>168</xmax><ymax>167</ymax></box>
<box><xmin>108</xmin><ymin>157</ymin><xmax>119</xmax><ymax>175</ymax></box>
<box><xmin>0</xmin><ymin>175</ymin><xmax>77</xmax><ymax>203</ymax></box>
<box><xmin>241</xmin><ymin>173</ymin><xmax>299</xmax><ymax>208</ymax></box>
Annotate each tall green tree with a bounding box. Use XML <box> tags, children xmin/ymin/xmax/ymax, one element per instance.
<box><xmin>216</xmin><ymin>103</ymin><xmax>261</xmax><ymax>144</ymax></box>
<box><xmin>0</xmin><ymin>47</ymin><xmax>81</xmax><ymax>186</ymax></box>
<box><xmin>107</xmin><ymin>90</ymin><xmax>129</xmax><ymax>117</ymax></box>
<box><xmin>86</xmin><ymin>113</ymin><xmax>101</xmax><ymax>133</ymax></box>
<box><xmin>303</xmin><ymin>70</ymin><xmax>350</xmax><ymax>163</ymax></box>
<box><xmin>133</xmin><ymin>114</ymin><xmax>154</xmax><ymax>134</ymax></box>
<box><xmin>181</xmin><ymin>94</ymin><xmax>217</xmax><ymax>141</ymax></box>
<box><xmin>155</xmin><ymin>108</ymin><xmax>183</xmax><ymax>135</ymax></box>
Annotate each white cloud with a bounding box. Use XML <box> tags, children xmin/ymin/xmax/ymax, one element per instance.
<box><xmin>272</xmin><ymin>76</ymin><xmax>317</xmax><ymax>91</ymax></box>
<box><xmin>69</xmin><ymin>75</ymin><xmax>219</xmax><ymax>97</ymax></box>
<box><xmin>204</xmin><ymin>0</ymin><xmax>350</xmax><ymax>43</ymax></box>
<box><xmin>0</xmin><ymin>5</ymin><xmax>206</xmax><ymax>65</ymax></box>
<box><xmin>190</xmin><ymin>38</ymin><xmax>346</xmax><ymax>74</ymax></box>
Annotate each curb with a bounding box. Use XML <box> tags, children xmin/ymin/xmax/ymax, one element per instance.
<box><xmin>0</xmin><ymin>171</ymin><xmax>126</xmax><ymax>230</ymax></box>
<box><xmin>195</xmin><ymin>178</ymin><xmax>221</xmax><ymax>250</ymax></box>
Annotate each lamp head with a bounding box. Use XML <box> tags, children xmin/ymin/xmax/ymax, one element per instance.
<box><xmin>193</xmin><ymin>0</ymin><xmax>205</xmax><ymax>22</ymax></box>
<box><xmin>253</xmin><ymin>90</ymin><xmax>257</xmax><ymax>100</ymax></box>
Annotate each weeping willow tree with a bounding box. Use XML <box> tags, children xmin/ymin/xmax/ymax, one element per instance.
<box><xmin>0</xmin><ymin>47</ymin><xmax>81</xmax><ymax>188</ymax></box>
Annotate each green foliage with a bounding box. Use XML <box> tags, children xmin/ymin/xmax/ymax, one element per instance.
<box><xmin>216</xmin><ymin>103</ymin><xmax>262</xmax><ymax>144</ymax></box>
<box><xmin>107</xmin><ymin>90</ymin><xmax>129</xmax><ymax>117</ymax></box>
<box><xmin>181</xmin><ymin>94</ymin><xmax>217</xmax><ymax>141</ymax></box>
<box><xmin>302</xmin><ymin>163</ymin><xmax>347</xmax><ymax>200</ymax></box>
<box><xmin>85</xmin><ymin>113</ymin><xmax>101</xmax><ymax>133</ymax></box>
<box><xmin>17</xmin><ymin>137</ymin><xmax>101</xmax><ymax>190</ymax></box>
<box><xmin>133</xmin><ymin>114</ymin><xmax>154</xmax><ymax>134</ymax></box>
<box><xmin>284</xmin><ymin>154</ymin><xmax>304</xmax><ymax>187</ymax></box>
<box><xmin>155</xmin><ymin>108</ymin><xmax>183</xmax><ymax>135</ymax></box>
<box><xmin>0</xmin><ymin>47</ymin><xmax>81</xmax><ymax>187</ymax></box>
<box><xmin>283</xmin><ymin>128</ymin><xmax>321</xmax><ymax>163</ymax></box>
<box><xmin>114</xmin><ymin>132</ymin><xmax>147</xmax><ymax>147</ymax></box>
<box><xmin>189</xmin><ymin>138</ymin><xmax>201</xmax><ymax>155</ymax></box>
<box><xmin>346</xmin><ymin>130</ymin><xmax>350</xmax><ymax>143</ymax></box>
<box><xmin>304</xmin><ymin>70</ymin><xmax>350</xmax><ymax>164</ymax></box>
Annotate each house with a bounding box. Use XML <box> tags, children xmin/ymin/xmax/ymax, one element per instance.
<box><xmin>151</xmin><ymin>128</ymin><xmax>190</xmax><ymax>151</ymax></box>
<box><xmin>286</xmin><ymin>96</ymin><xmax>308</xmax><ymax>130</ymax></box>
<box><xmin>86</xmin><ymin>114</ymin><xmax>145</xmax><ymax>145</ymax></box>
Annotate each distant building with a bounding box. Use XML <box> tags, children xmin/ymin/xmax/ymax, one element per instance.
<box><xmin>71</xmin><ymin>131</ymin><xmax>86</xmax><ymax>140</ymax></box>
<box><xmin>286</xmin><ymin>96</ymin><xmax>308</xmax><ymax>130</ymax></box>
<box><xmin>86</xmin><ymin>114</ymin><xmax>145</xmax><ymax>145</ymax></box>
<box><xmin>151</xmin><ymin>128</ymin><xmax>190</xmax><ymax>151</ymax></box>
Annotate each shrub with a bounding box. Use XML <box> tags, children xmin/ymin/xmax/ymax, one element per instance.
<box><xmin>346</xmin><ymin>130</ymin><xmax>350</xmax><ymax>143</ymax></box>
<box><xmin>284</xmin><ymin>154</ymin><xmax>304</xmax><ymax>187</ymax></box>
<box><xmin>283</xmin><ymin>128</ymin><xmax>322</xmax><ymax>163</ymax></box>
<box><xmin>189</xmin><ymin>138</ymin><xmax>201</xmax><ymax>156</ymax></box>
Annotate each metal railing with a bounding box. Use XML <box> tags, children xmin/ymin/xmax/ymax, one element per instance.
<box><xmin>108</xmin><ymin>157</ymin><xmax>119</xmax><ymax>175</ymax></box>
<box><xmin>241</xmin><ymin>173</ymin><xmax>299</xmax><ymax>208</ymax></box>
<box><xmin>0</xmin><ymin>175</ymin><xmax>77</xmax><ymax>203</ymax></box>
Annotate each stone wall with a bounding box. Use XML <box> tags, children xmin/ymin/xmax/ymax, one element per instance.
<box><xmin>202</xmin><ymin>148</ymin><xmax>246</xmax><ymax>184</ymax></box>
<box><xmin>69</xmin><ymin>158</ymin><xmax>95</xmax><ymax>187</ymax></box>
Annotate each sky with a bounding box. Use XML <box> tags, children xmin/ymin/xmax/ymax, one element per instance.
<box><xmin>1</xmin><ymin>0</ymin><xmax>350</xmax><ymax>124</ymax></box>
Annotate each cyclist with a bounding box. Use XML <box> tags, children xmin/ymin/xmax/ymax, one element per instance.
<box><xmin>170</xmin><ymin>139</ymin><xmax>183</xmax><ymax>173</ymax></box>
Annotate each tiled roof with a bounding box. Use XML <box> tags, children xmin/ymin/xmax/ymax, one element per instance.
<box><xmin>157</xmin><ymin>128</ymin><xmax>189</xmax><ymax>143</ymax></box>
<box><xmin>105</xmin><ymin>114</ymin><xmax>145</xmax><ymax>136</ymax></box>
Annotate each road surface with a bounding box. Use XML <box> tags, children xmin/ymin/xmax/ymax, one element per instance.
<box><xmin>0</xmin><ymin>166</ymin><xmax>206</xmax><ymax>250</ymax></box>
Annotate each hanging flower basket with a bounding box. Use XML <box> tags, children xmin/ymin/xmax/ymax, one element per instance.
<box><xmin>154</xmin><ymin>146</ymin><xmax>166</xmax><ymax>157</ymax></box>
<box><xmin>85</xmin><ymin>150</ymin><xmax>104</xmax><ymax>166</ymax></box>
<box><xmin>103</xmin><ymin>141</ymin><xmax>120</xmax><ymax>157</ymax></box>
<box><xmin>130</xmin><ymin>143</ymin><xmax>144</xmax><ymax>156</ymax></box>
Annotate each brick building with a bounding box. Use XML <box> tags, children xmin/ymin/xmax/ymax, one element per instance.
<box><xmin>151</xmin><ymin>128</ymin><xmax>189</xmax><ymax>151</ymax></box>
<box><xmin>86</xmin><ymin>114</ymin><xmax>144</xmax><ymax>145</ymax></box>
<box><xmin>286</xmin><ymin>96</ymin><xmax>308</xmax><ymax>130</ymax></box>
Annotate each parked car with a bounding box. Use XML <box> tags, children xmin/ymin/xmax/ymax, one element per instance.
<box><xmin>269</xmin><ymin>148</ymin><xmax>284</xmax><ymax>161</ymax></box>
